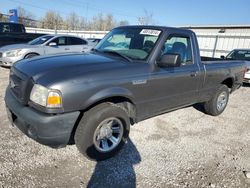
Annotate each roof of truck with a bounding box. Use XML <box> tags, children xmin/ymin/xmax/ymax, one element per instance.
<box><xmin>116</xmin><ymin>25</ymin><xmax>194</xmax><ymax>34</ymax></box>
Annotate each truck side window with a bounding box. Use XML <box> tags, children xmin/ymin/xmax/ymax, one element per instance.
<box><xmin>162</xmin><ymin>36</ymin><xmax>193</xmax><ymax>66</ymax></box>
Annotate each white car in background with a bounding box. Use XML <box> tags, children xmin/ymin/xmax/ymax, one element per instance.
<box><xmin>86</xmin><ymin>38</ymin><xmax>102</xmax><ymax>48</ymax></box>
<box><xmin>223</xmin><ymin>49</ymin><xmax>250</xmax><ymax>84</ymax></box>
<box><xmin>0</xmin><ymin>34</ymin><xmax>91</xmax><ymax>67</ymax></box>
<box><xmin>244</xmin><ymin>61</ymin><xmax>250</xmax><ymax>84</ymax></box>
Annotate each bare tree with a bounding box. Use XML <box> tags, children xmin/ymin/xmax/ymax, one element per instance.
<box><xmin>17</xmin><ymin>6</ymin><xmax>37</xmax><ymax>27</ymax></box>
<box><xmin>93</xmin><ymin>13</ymin><xmax>104</xmax><ymax>30</ymax></box>
<box><xmin>137</xmin><ymin>10</ymin><xmax>154</xmax><ymax>25</ymax></box>
<box><xmin>104</xmin><ymin>14</ymin><xmax>116</xmax><ymax>30</ymax></box>
<box><xmin>119</xmin><ymin>20</ymin><xmax>129</xmax><ymax>26</ymax></box>
<box><xmin>65</xmin><ymin>12</ymin><xmax>79</xmax><ymax>30</ymax></box>
<box><xmin>5</xmin><ymin>8</ymin><xmax>128</xmax><ymax>31</ymax></box>
<box><xmin>41</xmin><ymin>11</ymin><xmax>63</xmax><ymax>30</ymax></box>
<box><xmin>78</xmin><ymin>16</ymin><xmax>87</xmax><ymax>30</ymax></box>
<box><xmin>87</xmin><ymin>13</ymin><xmax>117</xmax><ymax>31</ymax></box>
<box><xmin>0</xmin><ymin>13</ymin><xmax>8</xmax><ymax>22</ymax></box>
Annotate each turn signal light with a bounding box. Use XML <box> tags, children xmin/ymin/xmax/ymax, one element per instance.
<box><xmin>47</xmin><ymin>92</ymin><xmax>62</xmax><ymax>108</ymax></box>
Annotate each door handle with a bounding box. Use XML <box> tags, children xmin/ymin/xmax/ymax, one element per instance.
<box><xmin>65</xmin><ymin>48</ymin><xmax>70</xmax><ymax>50</ymax></box>
<box><xmin>190</xmin><ymin>71</ymin><xmax>198</xmax><ymax>77</ymax></box>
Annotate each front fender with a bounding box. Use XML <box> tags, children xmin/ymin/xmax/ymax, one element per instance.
<box><xmin>84</xmin><ymin>87</ymin><xmax>135</xmax><ymax>109</ymax></box>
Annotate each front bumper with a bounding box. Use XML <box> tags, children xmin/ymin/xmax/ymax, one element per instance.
<box><xmin>0</xmin><ymin>55</ymin><xmax>23</xmax><ymax>67</ymax></box>
<box><xmin>4</xmin><ymin>87</ymin><xmax>80</xmax><ymax>148</ymax></box>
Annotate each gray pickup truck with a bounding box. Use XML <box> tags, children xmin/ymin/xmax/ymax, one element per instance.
<box><xmin>5</xmin><ymin>26</ymin><xmax>246</xmax><ymax>161</ymax></box>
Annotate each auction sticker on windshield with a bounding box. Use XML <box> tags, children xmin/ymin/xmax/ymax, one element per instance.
<box><xmin>140</xmin><ymin>29</ymin><xmax>161</xmax><ymax>36</ymax></box>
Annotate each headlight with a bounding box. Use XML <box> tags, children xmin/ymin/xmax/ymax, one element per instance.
<box><xmin>30</xmin><ymin>84</ymin><xmax>62</xmax><ymax>108</ymax></box>
<box><xmin>5</xmin><ymin>49</ymin><xmax>23</xmax><ymax>57</ymax></box>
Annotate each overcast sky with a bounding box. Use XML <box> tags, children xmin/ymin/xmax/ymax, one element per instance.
<box><xmin>1</xmin><ymin>0</ymin><xmax>250</xmax><ymax>26</ymax></box>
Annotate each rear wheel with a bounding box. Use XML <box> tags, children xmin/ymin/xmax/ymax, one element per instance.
<box><xmin>203</xmin><ymin>84</ymin><xmax>229</xmax><ymax>116</ymax></box>
<box><xmin>74</xmin><ymin>103</ymin><xmax>130</xmax><ymax>161</ymax></box>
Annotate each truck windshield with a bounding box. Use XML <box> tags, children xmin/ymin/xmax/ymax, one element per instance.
<box><xmin>94</xmin><ymin>28</ymin><xmax>162</xmax><ymax>61</ymax></box>
<box><xmin>28</xmin><ymin>35</ymin><xmax>53</xmax><ymax>45</ymax></box>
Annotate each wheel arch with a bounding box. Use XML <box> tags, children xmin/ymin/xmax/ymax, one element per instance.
<box><xmin>24</xmin><ymin>52</ymin><xmax>40</xmax><ymax>58</ymax></box>
<box><xmin>221</xmin><ymin>77</ymin><xmax>234</xmax><ymax>89</ymax></box>
<box><xmin>68</xmin><ymin>87</ymin><xmax>137</xmax><ymax>144</ymax></box>
<box><xmin>84</xmin><ymin>87</ymin><xmax>136</xmax><ymax>117</ymax></box>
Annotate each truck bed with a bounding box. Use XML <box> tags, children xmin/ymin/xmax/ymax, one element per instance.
<box><xmin>201</xmin><ymin>56</ymin><xmax>245</xmax><ymax>66</ymax></box>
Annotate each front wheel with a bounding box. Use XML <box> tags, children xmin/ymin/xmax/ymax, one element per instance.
<box><xmin>203</xmin><ymin>84</ymin><xmax>229</xmax><ymax>116</ymax></box>
<box><xmin>74</xmin><ymin>103</ymin><xmax>130</xmax><ymax>161</ymax></box>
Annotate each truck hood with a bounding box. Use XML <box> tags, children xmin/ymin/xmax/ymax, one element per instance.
<box><xmin>0</xmin><ymin>43</ymin><xmax>40</xmax><ymax>51</ymax></box>
<box><xmin>14</xmin><ymin>53</ymin><xmax>130</xmax><ymax>85</ymax></box>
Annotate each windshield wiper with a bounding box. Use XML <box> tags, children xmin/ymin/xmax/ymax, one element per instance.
<box><xmin>101</xmin><ymin>50</ymin><xmax>132</xmax><ymax>62</ymax></box>
<box><xmin>91</xmin><ymin>48</ymin><xmax>132</xmax><ymax>62</ymax></box>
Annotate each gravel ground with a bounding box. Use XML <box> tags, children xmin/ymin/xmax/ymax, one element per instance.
<box><xmin>0</xmin><ymin>66</ymin><xmax>250</xmax><ymax>188</ymax></box>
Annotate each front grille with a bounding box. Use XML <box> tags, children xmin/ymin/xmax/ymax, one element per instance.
<box><xmin>9</xmin><ymin>68</ymin><xmax>33</xmax><ymax>105</ymax></box>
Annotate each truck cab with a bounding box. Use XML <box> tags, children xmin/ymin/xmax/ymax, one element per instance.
<box><xmin>0</xmin><ymin>22</ymin><xmax>26</xmax><ymax>33</ymax></box>
<box><xmin>0</xmin><ymin>22</ymin><xmax>44</xmax><ymax>47</ymax></box>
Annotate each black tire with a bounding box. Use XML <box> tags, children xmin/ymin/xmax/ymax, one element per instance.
<box><xmin>74</xmin><ymin>103</ymin><xmax>130</xmax><ymax>161</ymax></box>
<box><xmin>24</xmin><ymin>53</ymin><xmax>39</xmax><ymax>59</ymax></box>
<box><xmin>203</xmin><ymin>84</ymin><xmax>229</xmax><ymax>116</ymax></box>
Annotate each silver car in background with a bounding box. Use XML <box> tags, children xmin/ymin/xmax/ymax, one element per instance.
<box><xmin>244</xmin><ymin>61</ymin><xmax>250</xmax><ymax>83</ymax></box>
<box><xmin>224</xmin><ymin>49</ymin><xmax>250</xmax><ymax>83</ymax></box>
<box><xmin>86</xmin><ymin>38</ymin><xmax>102</xmax><ymax>47</ymax></box>
<box><xmin>0</xmin><ymin>34</ymin><xmax>91</xmax><ymax>67</ymax></box>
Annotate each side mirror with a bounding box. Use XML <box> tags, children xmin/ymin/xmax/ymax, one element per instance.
<box><xmin>221</xmin><ymin>55</ymin><xmax>225</xmax><ymax>59</ymax></box>
<box><xmin>48</xmin><ymin>42</ymin><xmax>57</xmax><ymax>46</ymax></box>
<box><xmin>157</xmin><ymin>53</ymin><xmax>181</xmax><ymax>68</ymax></box>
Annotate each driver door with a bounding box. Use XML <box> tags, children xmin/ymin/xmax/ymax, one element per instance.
<box><xmin>147</xmin><ymin>33</ymin><xmax>201</xmax><ymax>114</ymax></box>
